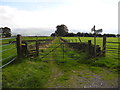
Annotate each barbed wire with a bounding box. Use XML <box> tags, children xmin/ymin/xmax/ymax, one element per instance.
<box><xmin>0</xmin><ymin>57</ymin><xmax>16</xmax><ymax>69</ymax></box>
<box><xmin>0</xmin><ymin>53</ymin><xmax>17</xmax><ymax>61</ymax></box>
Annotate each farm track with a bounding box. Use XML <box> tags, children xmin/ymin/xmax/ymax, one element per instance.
<box><xmin>42</xmin><ymin>38</ymin><xmax>118</xmax><ymax>88</ymax></box>
<box><xmin>45</xmin><ymin>65</ymin><xmax>118</xmax><ymax>88</ymax></box>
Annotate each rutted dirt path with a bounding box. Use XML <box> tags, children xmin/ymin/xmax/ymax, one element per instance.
<box><xmin>45</xmin><ymin>61</ymin><xmax>64</xmax><ymax>88</ymax></box>
<box><xmin>67</xmin><ymin>69</ymin><xmax>118</xmax><ymax>88</ymax></box>
<box><xmin>45</xmin><ymin>62</ymin><xmax>118</xmax><ymax>88</ymax></box>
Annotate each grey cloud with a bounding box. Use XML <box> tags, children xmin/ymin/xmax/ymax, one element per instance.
<box><xmin>12</xmin><ymin>28</ymin><xmax>55</xmax><ymax>36</ymax></box>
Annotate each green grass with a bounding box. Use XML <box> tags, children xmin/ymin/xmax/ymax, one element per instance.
<box><xmin>0</xmin><ymin>38</ymin><xmax>2</xmax><ymax>66</ymax></box>
<box><xmin>2</xmin><ymin>37</ymin><xmax>119</xmax><ymax>88</ymax></box>
<box><xmin>1</xmin><ymin>37</ymin><xmax>16</xmax><ymax>45</ymax></box>
<box><xmin>1</xmin><ymin>43</ymin><xmax>16</xmax><ymax>65</ymax></box>
<box><xmin>1</xmin><ymin>36</ymin><xmax>53</xmax><ymax>66</ymax></box>
<box><xmin>62</xmin><ymin>37</ymin><xmax>119</xmax><ymax>71</ymax></box>
<box><xmin>63</xmin><ymin>37</ymin><xmax>118</xmax><ymax>50</ymax></box>
<box><xmin>1</xmin><ymin>36</ymin><xmax>54</xmax><ymax>88</ymax></box>
<box><xmin>2</xmin><ymin>58</ymin><xmax>51</xmax><ymax>88</ymax></box>
<box><xmin>22</xmin><ymin>36</ymin><xmax>52</xmax><ymax>40</ymax></box>
<box><xmin>1</xmin><ymin>36</ymin><xmax>52</xmax><ymax>45</ymax></box>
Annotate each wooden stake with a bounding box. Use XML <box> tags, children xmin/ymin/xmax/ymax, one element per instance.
<box><xmin>103</xmin><ymin>36</ymin><xmax>106</xmax><ymax>56</ymax></box>
<box><xmin>16</xmin><ymin>34</ymin><xmax>22</xmax><ymax>58</ymax></box>
<box><xmin>36</xmin><ymin>41</ymin><xmax>39</xmax><ymax>56</ymax></box>
<box><xmin>88</xmin><ymin>40</ymin><xmax>91</xmax><ymax>55</ymax></box>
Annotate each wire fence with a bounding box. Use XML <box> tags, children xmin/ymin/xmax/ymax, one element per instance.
<box><xmin>0</xmin><ymin>37</ymin><xmax>17</xmax><ymax>68</ymax></box>
<box><xmin>0</xmin><ymin>53</ymin><xmax>17</xmax><ymax>61</ymax></box>
<box><xmin>0</xmin><ymin>57</ymin><xmax>16</xmax><ymax>69</ymax></box>
<box><xmin>0</xmin><ymin>47</ymin><xmax>16</xmax><ymax>53</ymax></box>
<box><xmin>0</xmin><ymin>42</ymin><xmax>15</xmax><ymax>47</ymax></box>
<box><xmin>1</xmin><ymin>36</ymin><xmax>119</xmax><ymax>68</ymax></box>
<box><xmin>0</xmin><ymin>37</ymin><xmax>16</xmax><ymax>40</ymax></box>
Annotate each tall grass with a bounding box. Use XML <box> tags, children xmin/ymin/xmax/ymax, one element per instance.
<box><xmin>2</xmin><ymin>37</ymin><xmax>56</xmax><ymax>88</ymax></box>
<box><xmin>2</xmin><ymin>58</ymin><xmax>51</xmax><ymax>88</ymax></box>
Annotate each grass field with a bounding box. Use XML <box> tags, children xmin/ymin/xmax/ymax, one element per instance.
<box><xmin>63</xmin><ymin>37</ymin><xmax>119</xmax><ymax>71</ymax></box>
<box><xmin>2</xmin><ymin>36</ymin><xmax>119</xmax><ymax>88</ymax></box>
<box><xmin>1</xmin><ymin>36</ymin><xmax>119</xmax><ymax>70</ymax></box>
<box><xmin>63</xmin><ymin>37</ymin><xmax>118</xmax><ymax>50</ymax></box>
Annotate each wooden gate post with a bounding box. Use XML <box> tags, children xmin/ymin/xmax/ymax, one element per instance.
<box><xmin>25</xmin><ymin>41</ymin><xmax>28</xmax><ymax>57</ymax></box>
<box><xmin>88</xmin><ymin>40</ymin><xmax>91</xmax><ymax>55</ymax></box>
<box><xmin>16</xmin><ymin>34</ymin><xmax>22</xmax><ymax>58</ymax></box>
<box><xmin>103</xmin><ymin>36</ymin><xmax>106</xmax><ymax>56</ymax></box>
<box><xmin>36</xmin><ymin>41</ymin><xmax>39</xmax><ymax>56</ymax></box>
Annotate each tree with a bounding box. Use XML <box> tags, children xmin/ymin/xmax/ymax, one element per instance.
<box><xmin>117</xmin><ymin>34</ymin><xmax>120</xmax><ymax>37</ymax></box>
<box><xmin>55</xmin><ymin>24</ymin><xmax>68</xmax><ymax>36</ymax></box>
<box><xmin>65</xmin><ymin>33</ymin><xmax>75</xmax><ymax>37</ymax></box>
<box><xmin>1</xmin><ymin>27</ymin><xmax>11</xmax><ymax>37</ymax></box>
<box><xmin>77</xmin><ymin>32</ymin><xmax>82</xmax><ymax>37</ymax></box>
<box><xmin>51</xmin><ymin>33</ymin><xmax>56</xmax><ymax>37</ymax></box>
<box><xmin>84</xmin><ymin>33</ymin><xmax>89</xmax><ymax>37</ymax></box>
<box><xmin>97</xmin><ymin>34</ymin><xmax>102</xmax><ymax>37</ymax></box>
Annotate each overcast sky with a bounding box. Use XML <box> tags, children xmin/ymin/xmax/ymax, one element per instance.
<box><xmin>0</xmin><ymin>0</ymin><xmax>119</xmax><ymax>36</ymax></box>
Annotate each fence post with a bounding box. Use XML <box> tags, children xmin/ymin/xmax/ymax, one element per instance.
<box><xmin>103</xmin><ymin>36</ymin><xmax>106</xmax><ymax>56</ymax></box>
<box><xmin>16</xmin><ymin>34</ymin><xmax>22</xmax><ymax>58</ymax></box>
<box><xmin>36</xmin><ymin>40</ymin><xmax>39</xmax><ymax>56</ymax></box>
<box><xmin>88</xmin><ymin>40</ymin><xmax>91</xmax><ymax>55</ymax></box>
<box><xmin>25</xmin><ymin>41</ymin><xmax>28</xmax><ymax>57</ymax></box>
